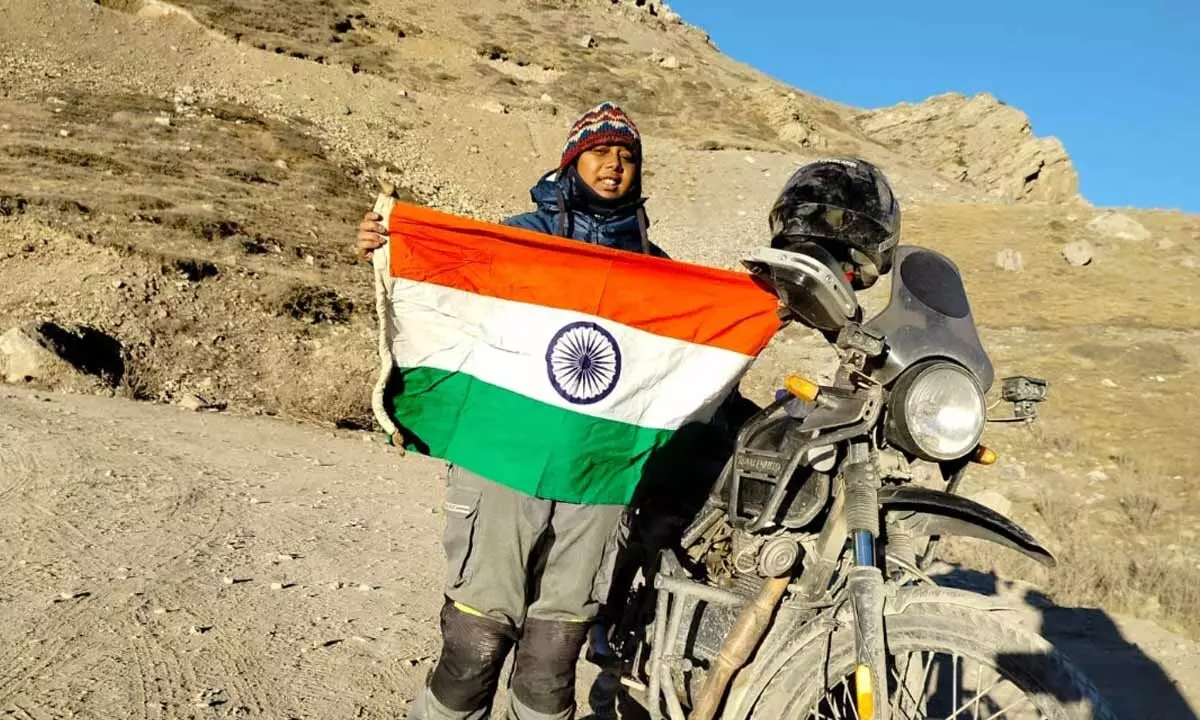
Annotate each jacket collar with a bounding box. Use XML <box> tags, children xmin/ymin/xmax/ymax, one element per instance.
<box><xmin>529</xmin><ymin>169</ymin><xmax>646</xmax><ymax>220</ymax></box>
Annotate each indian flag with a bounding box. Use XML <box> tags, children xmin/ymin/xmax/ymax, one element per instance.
<box><xmin>371</xmin><ymin>200</ymin><xmax>781</xmax><ymax>506</ymax></box>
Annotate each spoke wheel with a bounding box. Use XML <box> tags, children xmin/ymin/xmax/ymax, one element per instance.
<box><xmin>752</xmin><ymin>598</ymin><xmax>1115</xmax><ymax>720</ymax></box>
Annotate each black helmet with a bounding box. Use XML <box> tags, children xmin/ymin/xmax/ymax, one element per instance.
<box><xmin>769</xmin><ymin>158</ymin><xmax>900</xmax><ymax>289</ymax></box>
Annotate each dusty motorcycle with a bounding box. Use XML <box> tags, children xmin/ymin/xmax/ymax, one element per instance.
<box><xmin>595</xmin><ymin>242</ymin><xmax>1114</xmax><ymax>720</ymax></box>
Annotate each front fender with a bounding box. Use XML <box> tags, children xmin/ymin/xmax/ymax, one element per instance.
<box><xmin>879</xmin><ymin>485</ymin><xmax>1055</xmax><ymax>567</ymax></box>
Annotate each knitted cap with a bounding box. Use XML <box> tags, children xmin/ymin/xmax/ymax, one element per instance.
<box><xmin>559</xmin><ymin>102</ymin><xmax>641</xmax><ymax>170</ymax></box>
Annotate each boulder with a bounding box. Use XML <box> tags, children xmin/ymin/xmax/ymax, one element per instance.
<box><xmin>1087</xmin><ymin>211</ymin><xmax>1150</xmax><ymax>242</ymax></box>
<box><xmin>1062</xmin><ymin>240</ymin><xmax>1095</xmax><ymax>267</ymax></box>
<box><xmin>995</xmin><ymin>248</ymin><xmax>1024</xmax><ymax>272</ymax></box>
<box><xmin>0</xmin><ymin>321</ymin><xmax>124</xmax><ymax>392</ymax></box>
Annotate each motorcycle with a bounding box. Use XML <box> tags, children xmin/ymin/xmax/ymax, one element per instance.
<box><xmin>594</xmin><ymin>241</ymin><xmax>1114</xmax><ymax>720</ymax></box>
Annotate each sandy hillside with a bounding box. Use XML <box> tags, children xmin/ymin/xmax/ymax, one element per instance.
<box><xmin>1</xmin><ymin>0</ymin><xmax>1199</xmax><ymax>717</ymax></box>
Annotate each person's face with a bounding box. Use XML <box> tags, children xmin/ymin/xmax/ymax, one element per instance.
<box><xmin>575</xmin><ymin>144</ymin><xmax>639</xmax><ymax>200</ymax></box>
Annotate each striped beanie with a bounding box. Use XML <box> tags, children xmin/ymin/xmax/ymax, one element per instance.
<box><xmin>559</xmin><ymin>102</ymin><xmax>642</xmax><ymax>170</ymax></box>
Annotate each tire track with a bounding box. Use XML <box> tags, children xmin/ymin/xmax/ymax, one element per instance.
<box><xmin>156</xmin><ymin>581</ymin><xmax>283</xmax><ymax>717</ymax></box>
<box><xmin>3</xmin><ymin>702</ymin><xmax>41</xmax><ymax>720</ymax></box>
<box><xmin>125</xmin><ymin>628</ymin><xmax>157</xmax><ymax>720</ymax></box>
<box><xmin>127</xmin><ymin>622</ymin><xmax>189</xmax><ymax>719</ymax></box>
<box><xmin>0</xmin><ymin>421</ymin><xmax>39</xmax><ymax>501</ymax></box>
<box><xmin>0</xmin><ymin>598</ymin><xmax>136</xmax><ymax>713</ymax></box>
<box><xmin>0</xmin><ymin>601</ymin><xmax>91</xmax><ymax>706</ymax></box>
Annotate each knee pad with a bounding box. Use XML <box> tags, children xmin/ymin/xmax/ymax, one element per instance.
<box><xmin>510</xmin><ymin>619</ymin><xmax>590</xmax><ymax>715</ymax></box>
<box><xmin>429</xmin><ymin>600</ymin><xmax>516</xmax><ymax>712</ymax></box>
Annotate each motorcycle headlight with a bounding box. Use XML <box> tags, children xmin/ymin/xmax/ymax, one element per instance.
<box><xmin>886</xmin><ymin>361</ymin><xmax>986</xmax><ymax>462</ymax></box>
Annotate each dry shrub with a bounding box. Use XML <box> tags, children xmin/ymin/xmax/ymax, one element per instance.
<box><xmin>941</xmin><ymin>533</ymin><xmax>1200</xmax><ymax>639</ymax></box>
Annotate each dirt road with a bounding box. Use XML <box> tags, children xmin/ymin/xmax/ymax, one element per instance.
<box><xmin>1</xmin><ymin>386</ymin><xmax>1196</xmax><ymax>719</ymax></box>
<box><xmin>1</xmin><ymin>385</ymin><xmax>450</xmax><ymax>719</ymax></box>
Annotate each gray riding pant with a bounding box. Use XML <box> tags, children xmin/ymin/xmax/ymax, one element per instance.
<box><xmin>441</xmin><ymin>464</ymin><xmax>627</xmax><ymax>626</ymax></box>
<box><xmin>408</xmin><ymin>465</ymin><xmax>628</xmax><ymax>720</ymax></box>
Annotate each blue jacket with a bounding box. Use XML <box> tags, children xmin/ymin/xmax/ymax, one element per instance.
<box><xmin>501</xmin><ymin>170</ymin><xmax>670</xmax><ymax>258</ymax></box>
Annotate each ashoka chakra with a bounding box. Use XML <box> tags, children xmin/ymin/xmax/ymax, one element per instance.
<box><xmin>546</xmin><ymin>321</ymin><xmax>622</xmax><ymax>405</ymax></box>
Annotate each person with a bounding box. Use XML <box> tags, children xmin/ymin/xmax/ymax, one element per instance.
<box><xmin>355</xmin><ymin>102</ymin><xmax>669</xmax><ymax>720</ymax></box>
<box><xmin>357</xmin><ymin>101</ymin><xmax>667</xmax><ymax>260</ymax></box>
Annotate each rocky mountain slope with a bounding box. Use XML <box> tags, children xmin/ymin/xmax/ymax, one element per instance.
<box><xmin>1</xmin><ymin>0</ymin><xmax>1199</xmax><ymax>717</ymax></box>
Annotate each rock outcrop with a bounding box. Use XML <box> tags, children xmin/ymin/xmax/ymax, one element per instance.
<box><xmin>603</xmin><ymin>0</ymin><xmax>683</xmax><ymax>24</ymax></box>
<box><xmin>855</xmin><ymin>92</ymin><xmax>1081</xmax><ymax>204</ymax></box>
<box><xmin>747</xmin><ymin>88</ymin><xmax>832</xmax><ymax>151</ymax></box>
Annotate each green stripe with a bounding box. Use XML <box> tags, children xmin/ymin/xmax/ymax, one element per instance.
<box><xmin>387</xmin><ymin>366</ymin><xmax>674</xmax><ymax>505</ymax></box>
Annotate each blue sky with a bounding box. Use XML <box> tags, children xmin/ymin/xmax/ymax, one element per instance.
<box><xmin>672</xmin><ymin>0</ymin><xmax>1199</xmax><ymax>213</ymax></box>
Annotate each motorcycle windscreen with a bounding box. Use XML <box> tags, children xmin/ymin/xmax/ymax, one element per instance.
<box><xmin>863</xmin><ymin>246</ymin><xmax>994</xmax><ymax>391</ymax></box>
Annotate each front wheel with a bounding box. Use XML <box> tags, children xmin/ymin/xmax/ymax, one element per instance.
<box><xmin>751</xmin><ymin>598</ymin><xmax>1116</xmax><ymax>720</ymax></box>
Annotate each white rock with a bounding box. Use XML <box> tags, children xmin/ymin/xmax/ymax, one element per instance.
<box><xmin>1087</xmin><ymin>211</ymin><xmax>1150</xmax><ymax>242</ymax></box>
<box><xmin>179</xmin><ymin>393</ymin><xmax>206</xmax><ymax>411</ymax></box>
<box><xmin>154</xmin><ymin>115</ymin><xmax>172</xmax><ymax>127</ymax></box>
<box><xmin>660</xmin><ymin>55</ymin><xmax>679</xmax><ymax>69</ymax></box>
<box><xmin>1</xmin><ymin>327</ymin><xmax>60</xmax><ymax>383</ymax></box>
<box><xmin>0</xmin><ymin>323</ymin><xmax>118</xmax><ymax>389</ymax></box>
<box><xmin>1101</xmin><ymin>378</ymin><xmax>1118</xmax><ymax>388</ymax></box>
<box><xmin>1087</xmin><ymin>471</ymin><xmax>1109</xmax><ymax>483</ymax></box>
<box><xmin>995</xmin><ymin>248</ymin><xmax>1024</xmax><ymax>272</ymax></box>
<box><xmin>578</xmin><ymin>35</ymin><xmax>596</xmax><ymax>49</ymax></box>
<box><xmin>1062</xmin><ymin>241</ymin><xmax>1094</xmax><ymax>267</ymax></box>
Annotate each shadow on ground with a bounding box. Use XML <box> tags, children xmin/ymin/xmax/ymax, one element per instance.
<box><xmin>934</xmin><ymin>566</ymin><xmax>1197</xmax><ymax>720</ymax></box>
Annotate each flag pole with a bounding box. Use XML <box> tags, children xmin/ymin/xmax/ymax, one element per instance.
<box><xmin>370</xmin><ymin>181</ymin><xmax>406</xmax><ymax>453</ymax></box>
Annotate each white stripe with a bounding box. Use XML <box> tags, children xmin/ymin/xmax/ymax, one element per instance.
<box><xmin>388</xmin><ymin>279</ymin><xmax>754</xmax><ymax>431</ymax></box>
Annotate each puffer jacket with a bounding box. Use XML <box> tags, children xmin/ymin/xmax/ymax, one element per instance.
<box><xmin>502</xmin><ymin>169</ymin><xmax>670</xmax><ymax>258</ymax></box>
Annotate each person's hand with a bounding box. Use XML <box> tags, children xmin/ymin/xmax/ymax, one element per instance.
<box><xmin>356</xmin><ymin>211</ymin><xmax>389</xmax><ymax>261</ymax></box>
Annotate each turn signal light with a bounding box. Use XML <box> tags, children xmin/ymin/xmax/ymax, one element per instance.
<box><xmin>784</xmin><ymin>375</ymin><xmax>821</xmax><ymax>403</ymax></box>
<box><xmin>973</xmin><ymin>446</ymin><xmax>998</xmax><ymax>465</ymax></box>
